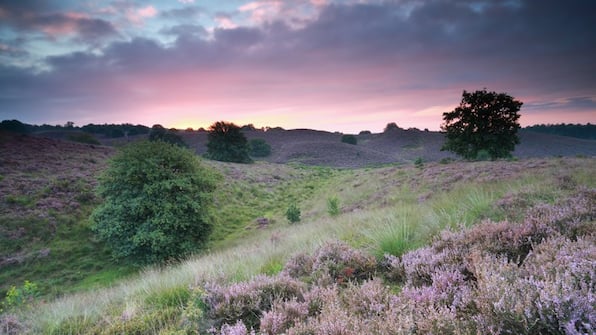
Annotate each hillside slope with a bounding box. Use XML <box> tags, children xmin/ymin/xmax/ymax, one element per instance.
<box><xmin>179</xmin><ymin>128</ymin><xmax>596</xmax><ymax>168</ymax></box>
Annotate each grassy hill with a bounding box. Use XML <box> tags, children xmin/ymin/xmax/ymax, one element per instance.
<box><xmin>0</xmin><ymin>130</ymin><xmax>594</xmax><ymax>334</ymax></box>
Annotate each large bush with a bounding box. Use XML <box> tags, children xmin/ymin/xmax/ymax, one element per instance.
<box><xmin>91</xmin><ymin>140</ymin><xmax>218</xmax><ymax>264</ymax></box>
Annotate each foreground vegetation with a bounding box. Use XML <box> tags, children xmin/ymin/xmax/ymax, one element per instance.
<box><xmin>1</xmin><ymin>153</ymin><xmax>593</xmax><ymax>334</ymax></box>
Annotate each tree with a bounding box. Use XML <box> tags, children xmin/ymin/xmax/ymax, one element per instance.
<box><xmin>149</xmin><ymin>124</ymin><xmax>187</xmax><ymax>147</ymax></box>
<box><xmin>249</xmin><ymin>138</ymin><xmax>272</xmax><ymax>157</ymax></box>
<box><xmin>441</xmin><ymin>89</ymin><xmax>522</xmax><ymax>160</ymax></box>
<box><xmin>384</xmin><ymin>122</ymin><xmax>400</xmax><ymax>132</ymax></box>
<box><xmin>205</xmin><ymin>121</ymin><xmax>252</xmax><ymax>163</ymax></box>
<box><xmin>0</xmin><ymin>120</ymin><xmax>29</xmax><ymax>134</ymax></box>
<box><xmin>91</xmin><ymin>140</ymin><xmax>219</xmax><ymax>264</ymax></box>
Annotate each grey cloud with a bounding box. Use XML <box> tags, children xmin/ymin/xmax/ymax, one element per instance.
<box><xmin>1</xmin><ymin>0</ymin><xmax>595</xmax><ymax>123</ymax></box>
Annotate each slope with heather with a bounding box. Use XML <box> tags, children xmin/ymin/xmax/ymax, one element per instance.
<box><xmin>1</xmin><ymin>148</ymin><xmax>592</xmax><ymax>334</ymax></box>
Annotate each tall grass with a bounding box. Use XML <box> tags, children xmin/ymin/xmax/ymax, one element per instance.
<box><xmin>11</xmin><ymin>157</ymin><xmax>595</xmax><ymax>334</ymax></box>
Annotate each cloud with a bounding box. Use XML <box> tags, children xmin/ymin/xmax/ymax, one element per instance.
<box><xmin>0</xmin><ymin>0</ymin><xmax>595</xmax><ymax>131</ymax></box>
<box><xmin>126</xmin><ymin>5</ymin><xmax>158</xmax><ymax>24</ymax></box>
<box><xmin>0</xmin><ymin>2</ymin><xmax>118</xmax><ymax>43</ymax></box>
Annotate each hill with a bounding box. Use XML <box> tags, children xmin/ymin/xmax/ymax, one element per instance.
<box><xmin>0</xmin><ymin>129</ymin><xmax>594</xmax><ymax>334</ymax></box>
<box><xmin>180</xmin><ymin>127</ymin><xmax>595</xmax><ymax>167</ymax></box>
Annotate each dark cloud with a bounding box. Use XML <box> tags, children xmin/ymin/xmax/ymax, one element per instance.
<box><xmin>1</xmin><ymin>0</ymin><xmax>595</xmax><ymax>126</ymax></box>
<box><xmin>0</xmin><ymin>2</ymin><xmax>118</xmax><ymax>43</ymax></box>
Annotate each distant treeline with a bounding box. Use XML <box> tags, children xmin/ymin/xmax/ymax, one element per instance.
<box><xmin>0</xmin><ymin>120</ymin><xmax>150</xmax><ymax>138</ymax></box>
<box><xmin>524</xmin><ymin>123</ymin><xmax>596</xmax><ymax>140</ymax></box>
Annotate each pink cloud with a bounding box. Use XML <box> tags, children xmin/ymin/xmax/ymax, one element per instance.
<box><xmin>126</xmin><ymin>5</ymin><xmax>158</xmax><ymax>24</ymax></box>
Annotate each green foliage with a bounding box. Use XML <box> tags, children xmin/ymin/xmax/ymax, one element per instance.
<box><xmin>148</xmin><ymin>124</ymin><xmax>187</xmax><ymax>147</ymax></box>
<box><xmin>286</xmin><ymin>203</ymin><xmax>301</xmax><ymax>223</ymax></box>
<box><xmin>475</xmin><ymin>149</ymin><xmax>492</xmax><ymax>161</ymax></box>
<box><xmin>249</xmin><ymin>138</ymin><xmax>272</xmax><ymax>157</ymax></box>
<box><xmin>0</xmin><ymin>119</ymin><xmax>29</xmax><ymax>134</ymax></box>
<box><xmin>327</xmin><ymin>196</ymin><xmax>340</xmax><ymax>216</ymax></box>
<box><xmin>441</xmin><ymin>89</ymin><xmax>522</xmax><ymax>160</ymax></box>
<box><xmin>414</xmin><ymin>157</ymin><xmax>424</xmax><ymax>168</ymax></box>
<box><xmin>1</xmin><ymin>280</ymin><xmax>39</xmax><ymax>312</ymax></box>
<box><xmin>341</xmin><ymin>134</ymin><xmax>357</xmax><ymax>145</ymax></box>
<box><xmin>66</xmin><ymin>132</ymin><xmax>101</xmax><ymax>145</ymax></box>
<box><xmin>205</xmin><ymin>121</ymin><xmax>252</xmax><ymax>163</ymax></box>
<box><xmin>91</xmin><ymin>140</ymin><xmax>219</xmax><ymax>264</ymax></box>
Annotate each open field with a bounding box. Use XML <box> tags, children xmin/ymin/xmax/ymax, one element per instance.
<box><xmin>0</xmin><ymin>130</ymin><xmax>594</xmax><ymax>334</ymax></box>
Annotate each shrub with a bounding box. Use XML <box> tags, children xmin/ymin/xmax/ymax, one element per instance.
<box><xmin>310</xmin><ymin>241</ymin><xmax>377</xmax><ymax>285</ymax></box>
<box><xmin>1</xmin><ymin>280</ymin><xmax>39</xmax><ymax>313</ymax></box>
<box><xmin>341</xmin><ymin>134</ymin><xmax>357</xmax><ymax>145</ymax></box>
<box><xmin>149</xmin><ymin>124</ymin><xmax>187</xmax><ymax>147</ymax></box>
<box><xmin>204</xmin><ymin>275</ymin><xmax>305</xmax><ymax>331</ymax></box>
<box><xmin>414</xmin><ymin>157</ymin><xmax>424</xmax><ymax>168</ymax></box>
<box><xmin>66</xmin><ymin>132</ymin><xmax>101</xmax><ymax>145</ymax></box>
<box><xmin>286</xmin><ymin>203</ymin><xmax>301</xmax><ymax>224</ymax></box>
<box><xmin>249</xmin><ymin>138</ymin><xmax>272</xmax><ymax>157</ymax></box>
<box><xmin>326</xmin><ymin>196</ymin><xmax>340</xmax><ymax>216</ymax></box>
<box><xmin>205</xmin><ymin>121</ymin><xmax>252</xmax><ymax>163</ymax></box>
<box><xmin>91</xmin><ymin>140</ymin><xmax>219</xmax><ymax>264</ymax></box>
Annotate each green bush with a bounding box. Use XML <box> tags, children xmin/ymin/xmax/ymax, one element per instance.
<box><xmin>91</xmin><ymin>140</ymin><xmax>219</xmax><ymax>264</ymax></box>
<box><xmin>341</xmin><ymin>134</ymin><xmax>357</xmax><ymax>145</ymax></box>
<box><xmin>327</xmin><ymin>196</ymin><xmax>340</xmax><ymax>216</ymax></box>
<box><xmin>414</xmin><ymin>157</ymin><xmax>424</xmax><ymax>168</ymax></box>
<box><xmin>249</xmin><ymin>138</ymin><xmax>272</xmax><ymax>157</ymax></box>
<box><xmin>286</xmin><ymin>203</ymin><xmax>301</xmax><ymax>224</ymax></box>
<box><xmin>1</xmin><ymin>280</ymin><xmax>39</xmax><ymax>312</ymax></box>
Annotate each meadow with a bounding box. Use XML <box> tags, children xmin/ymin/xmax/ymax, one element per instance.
<box><xmin>0</xmin><ymin>132</ymin><xmax>594</xmax><ymax>334</ymax></box>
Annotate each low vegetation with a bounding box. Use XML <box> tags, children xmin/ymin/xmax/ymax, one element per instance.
<box><xmin>1</xmin><ymin>151</ymin><xmax>592</xmax><ymax>334</ymax></box>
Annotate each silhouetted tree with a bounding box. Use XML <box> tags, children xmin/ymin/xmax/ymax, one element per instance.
<box><xmin>441</xmin><ymin>89</ymin><xmax>522</xmax><ymax>160</ymax></box>
<box><xmin>0</xmin><ymin>120</ymin><xmax>29</xmax><ymax>134</ymax></box>
<box><xmin>384</xmin><ymin>122</ymin><xmax>400</xmax><ymax>132</ymax></box>
<box><xmin>205</xmin><ymin>121</ymin><xmax>252</xmax><ymax>163</ymax></box>
<box><xmin>149</xmin><ymin>124</ymin><xmax>187</xmax><ymax>147</ymax></box>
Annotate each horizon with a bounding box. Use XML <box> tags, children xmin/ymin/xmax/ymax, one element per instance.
<box><xmin>1</xmin><ymin>1</ymin><xmax>595</xmax><ymax>133</ymax></box>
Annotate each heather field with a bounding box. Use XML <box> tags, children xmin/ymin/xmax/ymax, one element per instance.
<box><xmin>0</xmin><ymin>131</ymin><xmax>594</xmax><ymax>334</ymax></box>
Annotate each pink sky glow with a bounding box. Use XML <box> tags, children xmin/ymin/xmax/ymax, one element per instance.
<box><xmin>0</xmin><ymin>0</ymin><xmax>594</xmax><ymax>132</ymax></box>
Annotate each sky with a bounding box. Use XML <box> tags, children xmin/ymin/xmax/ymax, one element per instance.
<box><xmin>0</xmin><ymin>0</ymin><xmax>595</xmax><ymax>133</ymax></box>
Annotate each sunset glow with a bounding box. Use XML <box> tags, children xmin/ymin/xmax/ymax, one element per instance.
<box><xmin>0</xmin><ymin>0</ymin><xmax>594</xmax><ymax>133</ymax></box>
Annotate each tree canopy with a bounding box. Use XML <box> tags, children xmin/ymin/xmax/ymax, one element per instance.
<box><xmin>91</xmin><ymin>140</ymin><xmax>219</xmax><ymax>264</ymax></box>
<box><xmin>205</xmin><ymin>121</ymin><xmax>252</xmax><ymax>163</ymax></box>
<box><xmin>149</xmin><ymin>124</ymin><xmax>187</xmax><ymax>147</ymax></box>
<box><xmin>441</xmin><ymin>89</ymin><xmax>522</xmax><ymax>160</ymax></box>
